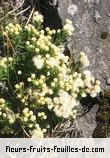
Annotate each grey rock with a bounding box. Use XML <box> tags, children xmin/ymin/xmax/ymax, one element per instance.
<box><xmin>77</xmin><ymin>104</ymin><xmax>99</xmax><ymax>137</ymax></box>
<box><xmin>57</xmin><ymin>0</ymin><xmax>110</xmax><ymax>89</ymax></box>
<box><xmin>94</xmin><ymin>10</ymin><xmax>102</xmax><ymax>23</ymax></box>
<box><xmin>94</xmin><ymin>0</ymin><xmax>100</xmax><ymax>5</ymax></box>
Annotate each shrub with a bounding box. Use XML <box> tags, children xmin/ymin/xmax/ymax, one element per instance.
<box><xmin>0</xmin><ymin>11</ymin><xmax>101</xmax><ymax>138</ymax></box>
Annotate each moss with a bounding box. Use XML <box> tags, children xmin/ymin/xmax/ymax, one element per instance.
<box><xmin>93</xmin><ymin>90</ymin><xmax>110</xmax><ymax>137</ymax></box>
<box><xmin>93</xmin><ymin>125</ymin><xmax>110</xmax><ymax>138</ymax></box>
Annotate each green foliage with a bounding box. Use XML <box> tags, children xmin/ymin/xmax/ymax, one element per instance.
<box><xmin>0</xmin><ymin>11</ymin><xmax>100</xmax><ymax>138</ymax></box>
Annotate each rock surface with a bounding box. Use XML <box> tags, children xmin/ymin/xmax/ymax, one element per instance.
<box><xmin>57</xmin><ymin>0</ymin><xmax>110</xmax><ymax>137</ymax></box>
<box><xmin>77</xmin><ymin>104</ymin><xmax>99</xmax><ymax>137</ymax></box>
<box><xmin>57</xmin><ymin>0</ymin><xmax>110</xmax><ymax>89</ymax></box>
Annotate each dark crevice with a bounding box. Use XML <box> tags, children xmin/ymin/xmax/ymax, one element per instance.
<box><xmin>80</xmin><ymin>96</ymin><xmax>99</xmax><ymax>116</ymax></box>
<box><xmin>24</xmin><ymin>0</ymin><xmax>62</xmax><ymax>29</ymax></box>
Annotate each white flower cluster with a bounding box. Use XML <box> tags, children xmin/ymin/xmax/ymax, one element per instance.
<box><xmin>22</xmin><ymin>108</ymin><xmax>47</xmax><ymax>138</ymax></box>
<box><xmin>33</xmin><ymin>11</ymin><xmax>43</xmax><ymax>23</ymax></box>
<box><xmin>30</xmin><ymin>124</ymin><xmax>46</xmax><ymax>138</ymax></box>
<box><xmin>0</xmin><ymin>11</ymin><xmax>101</xmax><ymax>138</ymax></box>
<box><xmin>53</xmin><ymin>90</ymin><xmax>77</xmax><ymax>118</ymax></box>
<box><xmin>26</xmin><ymin>43</ymin><xmax>78</xmax><ymax>119</ymax></box>
<box><xmin>25</xmin><ymin>24</ymin><xmax>39</xmax><ymax>35</ymax></box>
<box><xmin>33</xmin><ymin>56</ymin><xmax>44</xmax><ymax>69</ymax></box>
<box><xmin>0</xmin><ymin>57</ymin><xmax>13</xmax><ymax>68</ymax></box>
<box><xmin>31</xmin><ymin>53</ymin><xmax>100</xmax><ymax>120</ymax></box>
<box><xmin>0</xmin><ymin>98</ymin><xmax>15</xmax><ymax>125</ymax></box>
<box><xmin>83</xmin><ymin>70</ymin><xmax>101</xmax><ymax>97</ymax></box>
<box><xmin>22</xmin><ymin>108</ymin><xmax>36</xmax><ymax>123</ymax></box>
<box><xmin>5</xmin><ymin>23</ymin><xmax>22</xmax><ymax>35</ymax></box>
<box><xmin>79</xmin><ymin>52</ymin><xmax>90</xmax><ymax>67</ymax></box>
<box><xmin>23</xmin><ymin>15</ymin><xmax>101</xmax><ymax>120</ymax></box>
<box><xmin>63</xmin><ymin>19</ymin><xmax>74</xmax><ymax>36</ymax></box>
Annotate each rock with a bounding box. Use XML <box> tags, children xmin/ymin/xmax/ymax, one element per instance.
<box><xmin>94</xmin><ymin>0</ymin><xmax>100</xmax><ymax>5</ymax></box>
<box><xmin>94</xmin><ymin>10</ymin><xmax>102</xmax><ymax>23</ymax></box>
<box><xmin>57</xmin><ymin>0</ymin><xmax>110</xmax><ymax>89</ymax></box>
<box><xmin>77</xmin><ymin>104</ymin><xmax>99</xmax><ymax>137</ymax></box>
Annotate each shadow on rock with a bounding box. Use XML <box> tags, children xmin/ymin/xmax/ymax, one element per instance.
<box><xmin>24</xmin><ymin>0</ymin><xmax>62</xmax><ymax>29</ymax></box>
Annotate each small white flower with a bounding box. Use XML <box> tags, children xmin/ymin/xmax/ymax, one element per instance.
<box><xmin>0</xmin><ymin>98</ymin><xmax>5</xmax><ymax>105</ymax></box>
<box><xmin>96</xmin><ymin>80</ymin><xmax>100</xmax><ymax>85</ymax></box>
<box><xmin>81</xmin><ymin>92</ymin><xmax>87</xmax><ymax>98</ymax></box>
<box><xmin>94</xmin><ymin>85</ymin><xmax>100</xmax><ymax>93</ymax></box>
<box><xmin>33</xmin><ymin>11</ymin><xmax>43</xmax><ymax>23</ymax></box>
<box><xmin>18</xmin><ymin>70</ymin><xmax>22</xmax><ymax>75</ymax></box>
<box><xmin>53</xmin><ymin>97</ymin><xmax>59</xmax><ymax>104</ymax></box>
<box><xmin>3</xmin><ymin>113</ymin><xmax>7</xmax><ymax>118</ymax></box>
<box><xmin>65</xmin><ymin>19</ymin><xmax>73</xmax><ymax>24</ymax></box>
<box><xmin>27</xmin><ymin>77</ymin><xmax>32</xmax><ymax>82</ymax></box>
<box><xmin>8</xmin><ymin>57</ymin><xmax>13</xmax><ymax>62</ymax></box>
<box><xmin>9</xmin><ymin>118</ymin><xmax>15</xmax><ymax>124</ymax></box>
<box><xmin>63</xmin><ymin>20</ymin><xmax>74</xmax><ymax>36</ymax></box>
<box><xmin>31</xmin><ymin>128</ymin><xmax>44</xmax><ymax>138</ymax></box>
<box><xmin>23</xmin><ymin>108</ymin><xmax>29</xmax><ymax>114</ymax></box>
<box><xmin>53</xmin><ymin>91</ymin><xmax>77</xmax><ymax>118</ymax></box>
<box><xmin>24</xmin><ymin>117</ymin><xmax>28</xmax><ymax>122</ymax></box>
<box><xmin>29</xmin><ymin>111</ymin><xmax>33</xmax><ymax>116</ymax></box>
<box><xmin>90</xmin><ymin>91</ymin><xmax>97</xmax><ymax>98</ymax></box>
<box><xmin>28</xmin><ymin>124</ymin><xmax>33</xmax><ymax>128</ymax></box>
<box><xmin>15</xmin><ymin>84</ymin><xmax>19</xmax><ymax>89</ymax></box>
<box><xmin>80</xmin><ymin>52</ymin><xmax>90</xmax><ymax>67</ymax></box>
<box><xmin>33</xmin><ymin>56</ymin><xmax>44</xmax><ymax>69</ymax></box>
<box><xmin>31</xmin><ymin>74</ymin><xmax>36</xmax><ymax>79</ymax></box>
<box><xmin>30</xmin><ymin>115</ymin><xmax>36</xmax><ymax>121</ymax></box>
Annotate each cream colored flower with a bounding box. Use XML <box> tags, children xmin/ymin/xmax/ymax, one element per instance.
<box><xmin>23</xmin><ymin>108</ymin><xmax>29</xmax><ymax>114</ymax></box>
<box><xmin>31</xmin><ymin>127</ymin><xmax>44</xmax><ymax>138</ymax></box>
<box><xmin>18</xmin><ymin>70</ymin><xmax>22</xmax><ymax>75</ymax></box>
<box><xmin>80</xmin><ymin>52</ymin><xmax>90</xmax><ymax>67</ymax></box>
<box><xmin>30</xmin><ymin>115</ymin><xmax>36</xmax><ymax>121</ymax></box>
<box><xmin>81</xmin><ymin>92</ymin><xmax>87</xmax><ymax>98</ymax></box>
<box><xmin>94</xmin><ymin>85</ymin><xmax>101</xmax><ymax>93</ymax></box>
<box><xmin>53</xmin><ymin>90</ymin><xmax>77</xmax><ymax>118</ymax></box>
<box><xmin>33</xmin><ymin>11</ymin><xmax>43</xmax><ymax>23</ymax></box>
<box><xmin>33</xmin><ymin>56</ymin><xmax>44</xmax><ymax>69</ymax></box>
<box><xmin>90</xmin><ymin>91</ymin><xmax>97</xmax><ymax>98</ymax></box>
<box><xmin>96</xmin><ymin>80</ymin><xmax>100</xmax><ymax>85</ymax></box>
<box><xmin>63</xmin><ymin>19</ymin><xmax>74</xmax><ymax>36</ymax></box>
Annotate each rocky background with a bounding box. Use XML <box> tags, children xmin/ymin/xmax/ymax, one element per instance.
<box><xmin>57</xmin><ymin>0</ymin><xmax>110</xmax><ymax>138</ymax></box>
<box><xmin>58</xmin><ymin>0</ymin><xmax>110</xmax><ymax>89</ymax></box>
<box><xmin>0</xmin><ymin>0</ymin><xmax>110</xmax><ymax>137</ymax></box>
